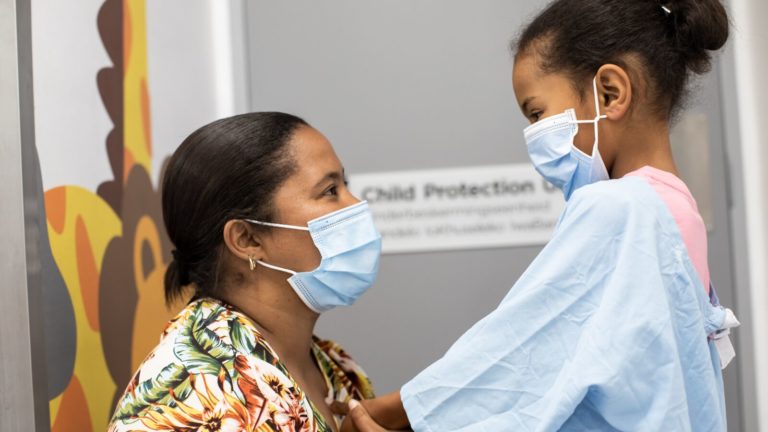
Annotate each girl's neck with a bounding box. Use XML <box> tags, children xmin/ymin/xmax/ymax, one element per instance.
<box><xmin>609</xmin><ymin>121</ymin><xmax>679</xmax><ymax>179</ymax></box>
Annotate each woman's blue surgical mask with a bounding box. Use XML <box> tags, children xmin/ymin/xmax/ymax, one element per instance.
<box><xmin>246</xmin><ymin>201</ymin><xmax>382</xmax><ymax>313</ymax></box>
<box><xmin>523</xmin><ymin>77</ymin><xmax>609</xmax><ymax>200</ymax></box>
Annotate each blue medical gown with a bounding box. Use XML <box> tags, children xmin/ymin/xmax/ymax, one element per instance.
<box><xmin>401</xmin><ymin>177</ymin><xmax>728</xmax><ymax>431</ymax></box>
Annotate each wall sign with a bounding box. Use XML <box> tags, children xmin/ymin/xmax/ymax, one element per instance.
<box><xmin>348</xmin><ymin>164</ymin><xmax>565</xmax><ymax>254</ymax></box>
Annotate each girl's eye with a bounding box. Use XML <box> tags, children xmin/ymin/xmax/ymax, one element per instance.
<box><xmin>530</xmin><ymin>111</ymin><xmax>543</xmax><ymax>123</ymax></box>
<box><xmin>324</xmin><ymin>185</ymin><xmax>339</xmax><ymax>197</ymax></box>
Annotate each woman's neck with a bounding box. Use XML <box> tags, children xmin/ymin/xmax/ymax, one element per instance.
<box><xmin>220</xmin><ymin>275</ymin><xmax>319</xmax><ymax>367</ymax></box>
<box><xmin>609</xmin><ymin>120</ymin><xmax>679</xmax><ymax>179</ymax></box>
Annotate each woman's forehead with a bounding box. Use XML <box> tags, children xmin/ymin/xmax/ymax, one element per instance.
<box><xmin>288</xmin><ymin>127</ymin><xmax>343</xmax><ymax>180</ymax></box>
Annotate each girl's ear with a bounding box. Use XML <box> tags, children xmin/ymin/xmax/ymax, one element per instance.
<box><xmin>595</xmin><ymin>64</ymin><xmax>632</xmax><ymax>121</ymax></box>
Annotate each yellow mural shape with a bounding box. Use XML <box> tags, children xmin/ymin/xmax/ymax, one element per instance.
<box><xmin>124</xmin><ymin>0</ymin><xmax>153</xmax><ymax>177</ymax></box>
<box><xmin>47</xmin><ymin>186</ymin><xmax>121</xmax><ymax>431</ymax></box>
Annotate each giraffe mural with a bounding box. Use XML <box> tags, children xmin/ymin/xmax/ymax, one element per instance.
<box><xmin>44</xmin><ymin>1</ymin><xmax>186</xmax><ymax>430</ymax></box>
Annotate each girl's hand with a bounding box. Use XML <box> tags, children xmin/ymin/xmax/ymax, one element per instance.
<box><xmin>342</xmin><ymin>400</ymin><xmax>394</xmax><ymax>432</ymax></box>
<box><xmin>331</xmin><ymin>392</ymin><xmax>411</xmax><ymax>432</ymax></box>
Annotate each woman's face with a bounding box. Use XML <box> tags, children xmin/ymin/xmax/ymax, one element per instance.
<box><xmin>512</xmin><ymin>52</ymin><xmax>599</xmax><ymax>157</ymax></box>
<box><xmin>259</xmin><ymin>126</ymin><xmax>360</xmax><ymax>273</ymax></box>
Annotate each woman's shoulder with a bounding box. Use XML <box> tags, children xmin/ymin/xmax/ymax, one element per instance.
<box><xmin>109</xmin><ymin>297</ymin><xmax>322</xmax><ymax>431</ymax></box>
<box><xmin>313</xmin><ymin>337</ymin><xmax>375</xmax><ymax>401</ymax></box>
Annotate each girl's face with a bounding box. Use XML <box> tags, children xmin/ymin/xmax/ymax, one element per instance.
<box><xmin>512</xmin><ymin>51</ymin><xmax>603</xmax><ymax>158</ymax></box>
<box><xmin>259</xmin><ymin>126</ymin><xmax>360</xmax><ymax>274</ymax></box>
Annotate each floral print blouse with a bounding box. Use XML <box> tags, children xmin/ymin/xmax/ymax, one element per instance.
<box><xmin>108</xmin><ymin>297</ymin><xmax>374</xmax><ymax>432</ymax></box>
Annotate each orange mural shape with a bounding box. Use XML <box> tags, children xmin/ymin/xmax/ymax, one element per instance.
<box><xmin>140</xmin><ymin>78</ymin><xmax>152</xmax><ymax>157</ymax></box>
<box><xmin>51</xmin><ymin>377</ymin><xmax>93</xmax><ymax>432</ymax></box>
<box><xmin>75</xmin><ymin>215</ymin><xmax>102</xmax><ymax>332</ymax></box>
<box><xmin>45</xmin><ymin>187</ymin><xmax>67</xmax><ymax>235</ymax></box>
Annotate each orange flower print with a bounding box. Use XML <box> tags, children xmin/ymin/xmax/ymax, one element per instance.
<box><xmin>235</xmin><ymin>354</ymin><xmax>315</xmax><ymax>432</ymax></box>
<box><xmin>141</xmin><ymin>373</ymin><xmax>253</xmax><ymax>432</ymax></box>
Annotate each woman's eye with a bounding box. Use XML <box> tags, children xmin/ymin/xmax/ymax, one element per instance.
<box><xmin>530</xmin><ymin>111</ymin><xmax>543</xmax><ymax>123</ymax></box>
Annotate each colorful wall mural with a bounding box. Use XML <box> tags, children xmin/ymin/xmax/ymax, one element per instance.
<box><xmin>41</xmin><ymin>1</ymin><xmax>188</xmax><ymax>429</ymax></box>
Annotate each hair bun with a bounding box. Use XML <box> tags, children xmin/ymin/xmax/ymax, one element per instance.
<box><xmin>164</xmin><ymin>255</ymin><xmax>191</xmax><ymax>303</ymax></box>
<box><xmin>666</xmin><ymin>0</ymin><xmax>729</xmax><ymax>73</ymax></box>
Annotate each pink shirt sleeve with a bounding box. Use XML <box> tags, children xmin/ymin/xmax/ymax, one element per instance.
<box><xmin>626</xmin><ymin>166</ymin><xmax>711</xmax><ymax>294</ymax></box>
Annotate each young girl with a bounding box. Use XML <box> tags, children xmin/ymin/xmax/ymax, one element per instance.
<box><xmin>339</xmin><ymin>0</ymin><xmax>738</xmax><ymax>430</ymax></box>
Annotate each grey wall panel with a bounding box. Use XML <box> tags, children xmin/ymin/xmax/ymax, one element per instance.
<box><xmin>683</xmin><ymin>64</ymin><xmax>742</xmax><ymax>432</ymax></box>
<box><xmin>245</xmin><ymin>1</ymin><xmax>748</xmax><ymax>429</ymax></box>
<box><xmin>0</xmin><ymin>0</ymin><xmax>50</xmax><ymax>430</ymax></box>
<box><xmin>718</xmin><ymin>2</ymin><xmax>760</xmax><ymax>429</ymax></box>
<box><xmin>247</xmin><ymin>0</ymin><xmax>544</xmax><ymax>394</ymax></box>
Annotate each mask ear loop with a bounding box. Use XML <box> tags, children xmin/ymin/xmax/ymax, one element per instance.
<box><xmin>243</xmin><ymin>219</ymin><xmax>309</xmax><ymax>275</ymax></box>
<box><xmin>570</xmin><ymin>77</ymin><xmax>608</xmax><ymax>156</ymax></box>
<box><xmin>256</xmin><ymin>259</ymin><xmax>297</xmax><ymax>276</ymax></box>
<box><xmin>590</xmin><ymin>77</ymin><xmax>608</xmax><ymax>154</ymax></box>
<box><xmin>245</xmin><ymin>219</ymin><xmax>310</xmax><ymax>231</ymax></box>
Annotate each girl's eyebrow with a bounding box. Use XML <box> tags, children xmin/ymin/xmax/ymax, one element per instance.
<box><xmin>521</xmin><ymin>96</ymin><xmax>536</xmax><ymax>113</ymax></box>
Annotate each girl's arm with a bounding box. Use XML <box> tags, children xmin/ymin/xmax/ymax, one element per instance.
<box><xmin>336</xmin><ymin>391</ymin><xmax>411</xmax><ymax>432</ymax></box>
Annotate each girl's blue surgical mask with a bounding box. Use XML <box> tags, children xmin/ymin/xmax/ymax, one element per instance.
<box><xmin>247</xmin><ymin>201</ymin><xmax>382</xmax><ymax>313</ymax></box>
<box><xmin>523</xmin><ymin>77</ymin><xmax>609</xmax><ymax>200</ymax></box>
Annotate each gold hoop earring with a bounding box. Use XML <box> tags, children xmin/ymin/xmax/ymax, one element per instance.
<box><xmin>249</xmin><ymin>256</ymin><xmax>256</xmax><ymax>271</ymax></box>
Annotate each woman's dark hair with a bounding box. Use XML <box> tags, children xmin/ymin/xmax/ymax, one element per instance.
<box><xmin>515</xmin><ymin>0</ymin><xmax>729</xmax><ymax>119</ymax></box>
<box><xmin>162</xmin><ymin>112</ymin><xmax>308</xmax><ymax>304</ymax></box>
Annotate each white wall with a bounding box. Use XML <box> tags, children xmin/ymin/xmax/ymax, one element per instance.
<box><xmin>31</xmin><ymin>0</ymin><xmax>114</xmax><ymax>190</ymax></box>
<box><xmin>32</xmin><ymin>0</ymin><xmax>246</xmax><ymax>190</ymax></box>
<box><xmin>731</xmin><ymin>1</ymin><xmax>768</xmax><ymax>430</ymax></box>
<box><xmin>146</xmin><ymin>0</ymin><xmax>248</xmax><ymax>182</ymax></box>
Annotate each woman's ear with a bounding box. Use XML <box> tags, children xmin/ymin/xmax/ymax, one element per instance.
<box><xmin>222</xmin><ymin>219</ymin><xmax>264</xmax><ymax>265</ymax></box>
<box><xmin>596</xmin><ymin>64</ymin><xmax>632</xmax><ymax>121</ymax></box>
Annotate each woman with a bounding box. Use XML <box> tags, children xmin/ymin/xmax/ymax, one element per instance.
<box><xmin>108</xmin><ymin>112</ymin><xmax>380</xmax><ymax>432</ymax></box>
<box><xmin>341</xmin><ymin>0</ymin><xmax>737</xmax><ymax>430</ymax></box>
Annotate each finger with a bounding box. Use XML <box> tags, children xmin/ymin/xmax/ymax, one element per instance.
<box><xmin>340</xmin><ymin>415</ymin><xmax>360</xmax><ymax>432</ymax></box>
<box><xmin>348</xmin><ymin>400</ymin><xmax>387</xmax><ymax>432</ymax></box>
<box><xmin>330</xmin><ymin>401</ymin><xmax>350</xmax><ymax>416</ymax></box>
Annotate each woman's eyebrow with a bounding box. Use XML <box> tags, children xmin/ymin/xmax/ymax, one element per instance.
<box><xmin>313</xmin><ymin>171</ymin><xmax>344</xmax><ymax>189</ymax></box>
